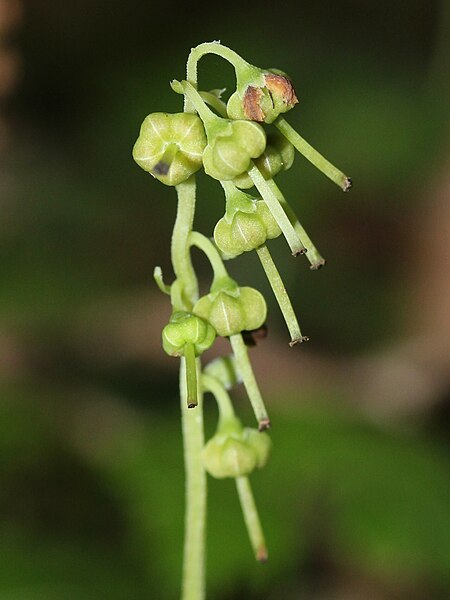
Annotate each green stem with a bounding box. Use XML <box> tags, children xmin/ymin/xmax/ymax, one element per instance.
<box><xmin>199</xmin><ymin>91</ymin><xmax>228</xmax><ymax>118</ymax></box>
<box><xmin>265</xmin><ymin>178</ymin><xmax>326</xmax><ymax>269</ymax></box>
<box><xmin>235</xmin><ymin>476</ymin><xmax>268</xmax><ymax>562</ymax></box>
<box><xmin>185</xmin><ymin>343</ymin><xmax>198</xmax><ymax>408</ymax></box>
<box><xmin>229</xmin><ymin>333</ymin><xmax>270</xmax><ymax>431</ymax></box>
<box><xmin>248</xmin><ymin>165</ymin><xmax>305</xmax><ymax>256</ymax></box>
<box><xmin>153</xmin><ymin>266</ymin><xmax>171</xmax><ymax>295</ymax></box>
<box><xmin>256</xmin><ymin>245</ymin><xmax>308</xmax><ymax>346</ymax></box>
<box><xmin>202</xmin><ymin>373</ymin><xmax>236</xmax><ymax>422</ymax></box>
<box><xmin>173</xmin><ymin>80</ymin><xmax>222</xmax><ymax>130</ymax></box>
<box><xmin>172</xmin><ymin>176</ymin><xmax>206</xmax><ymax>599</ymax></box>
<box><xmin>185</xmin><ymin>42</ymin><xmax>250</xmax><ymax>113</ymax></box>
<box><xmin>172</xmin><ymin>177</ymin><xmax>199</xmax><ymax>311</ymax></box>
<box><xmin>180</xmin><ymin>358</ymin><xmax>206</xmax><ymax>600</ymax></box>
<box><xmin>275</xmin><ymin>117</ymin><xmax>352</xmax><ymax>192</ymax></box>
<box><xmin>189</xmin><ymin>231</ymin><xmax>229</xmax><ymax>286</ymax></box>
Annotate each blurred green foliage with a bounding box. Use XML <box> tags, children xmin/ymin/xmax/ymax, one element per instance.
<box><xmin>1</xmin><ymin>388</ymin><xmax>449</xmax><ymax>599</ymax></box>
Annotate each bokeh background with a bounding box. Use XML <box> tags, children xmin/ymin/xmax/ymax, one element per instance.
<box><xmin>1</xmin><ymin>1</ymin><xmax>449</xmax><ymax>598</ymax></box>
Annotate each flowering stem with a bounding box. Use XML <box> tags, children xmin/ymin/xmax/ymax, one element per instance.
<box><xmin>172</xmin><ymin>177</ymin><xmax>206</xmax><ymax>599</ymax></box>
<box><xmin>275</xmin><ymin>117</ymin><xmax>352</xmax><ymax>192</ymax></box>
<box><xmin>189</xmin><ymin>231</ymin><xmax>229</xmax><ymax>285</ymax></box>
<box><xmin>235</xmin><ymin>476</ymin><xmax>268</xmax><ymax>563</ymax></box>
<box><xmin>173</xmin><ymin>80</ymin><xmax>222</xmax><ymax>131</ymax></box>
<box><xmin>180</xmin><ymin>357</ymin><xmax>206</xmax><ymax>600</ymax></box>
<box><xmin>185</xmin><ymin>42</ymin><xmax>255</xmax><ymax>113</ymax></box>
<box><xmin>199</xmin><ymin>91</ymin><xmax>228</xmax><ymax>118</ymax></box>
<box><xmin>202</xmin><ymin>373</ymin><xmax>235</xmax><ymax>422</ymax></box>
<box><xmin>248</xmin><ymin>164</ymin><xmax>306</xmax><ymax>256</ymax></box>
<box><xmin>229</xmin><ymin>333</ymin><xmax>270</xmax><ymax>430</ymax></box>
<box><xmin>265</xmin><ymin>179</ymin><xmax>326</xmax><ymax>269</ymax></box>
<box><xmin>256</xmin><ymin>244</ymin><xmax>308</xmax><ymax>345</ymax></box>
<box><xmin>173</xmin><ymin>178</ymin><xmax>199</xmax><ymax>311</ymax></box>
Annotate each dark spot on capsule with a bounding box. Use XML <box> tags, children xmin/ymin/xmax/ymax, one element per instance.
<box><xmin>152</xmin><ymin>161</ymin><xmax>170</xmax><ymax>176</ymax></box>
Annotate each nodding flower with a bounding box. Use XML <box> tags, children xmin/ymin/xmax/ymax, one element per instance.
<box><xmin>171</xmin><ymin>79</ymin><xmax>267</xmax><ymax>181</ymax></box>
<box><xmin>202</xmin><ymin>413</ymin><xmax>271</xmax><ymax>479</ymax></box>
<box><xmin>214</xmin><ymin>183</ymin><xmax>281</xmax><ymax>258</ymax></box>
<box><xmin>193</xmin><ymin>276</ymin><xmax>267</xmax><ymax>338</ymax></box>
<box><xmin>132</xmin><ymin>112</ymin><xmax>206</xmax><ymax>186</ymax></box>
<box><xmin>162</xmin><ymin>311</ymin><xmax>216</xmax><ymax>358</ymax></box>
<box><xmin>233</xmin><ymin>131</ymin><xmax>295</xmax><ymax>189</ymax></box>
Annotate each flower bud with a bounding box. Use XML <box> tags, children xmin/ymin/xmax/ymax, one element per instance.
<box><xmin>202</xmin><ymin>119</ymin><xmax>266</xmax><ymax>181</ymax></box>
<box><xmin>243</xmin><ymin>428</ymin><xmax>271</xmax><ymax>468</ymax></box>
<box><xmin>233</xmin><ymin>131</ymin><xmax>295</xmax><ymax>189</ymax></box>
<box><xmin>202</xmin><ymin>419</ymin><xmax>271</xmax><ymax>479</ymax></box>
<box><xmin>202</xmin><ymin>433</ymin><xmax>257</xmax><ymax>479</ymax></box>
<box><xmin>132</xmin><ymin>112</ymin><xmax>206</xmax><ymax>186</ymax></box>
<box><xmin>227</xmin><ymin>69</ymin><xmax>298</xmax><ymax>124</ymax></box>
<box><xmin>214</xmin><ymin>197</ymin><xmax>281</xmax><ymax>258</ymax></box>
<box><xmin>162</xmin><ymin>311</ymin><xmax>216</xmax><ymax>357</ymax></box>
<box><xmin>193</xmin><ymin>277</ymin><xmax>267</xmax><ymax>337</ymax></box>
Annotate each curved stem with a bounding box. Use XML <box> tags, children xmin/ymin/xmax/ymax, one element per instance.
<box><xmin>153</xmin><ymin>266</ymin><xmax>171</xmax><ymax>295</ymax></box>
<box><xmin>248</xmin><ymin>165</ymin><xmax>305</xmax><ymax>256</ymax></box>
<box><xmin>202</xmin><ymin>373</ymin><xmax>235</xmax><ymax>422</ymax></box>
<box><xmin>189</xmin><ymin>231</ymin><xmax>229</xmax><ymax>285</ymax></box>
<box><xmin>185</xmin><ymin>42</ymin><xmax>249</xmax><ymax>113</ymax></box>
<box><xmin>275</xmin><ymin>117</ymin><xmax>352</xmax><ymax>192</ymax></box>
<box><xmin>188</xmin><ymin>42</ymin><xmax>249</xmax><ymax>78</ymax></box>
<box><xmin>256</xmin><ymin>245</ymin><xmax>308</xmax><ymax>345</ymax></box>
<box><xmin>180</xmin><ymin>358</ymin><xmax>206</xmax><ymax>600</ymax></box>
<box><xmin>175</xmin><ymin>80</ymin><xmax>222</xmax><ymax>130</ymax></box>
<box><xmin>265</xmin><ymin>179</ymin><xmax>326</xmax><ymax>269</ymax></box>
<box><xmin>229</xmin><ymin>333</ymin><xmax>270</xmax><ymax>430</ymax></box>
<box><xmin>235</xmin><ymin>476</ymin><xmax>268</xmax><ymax>562</ymax></box>
<box><xmin>199</xmin><ymin>91</ymin><xmax>228</xmax><ymax>118</ymax></box>
<box><xmin>172</xmin><ymin>177</ymin><xmax>199</xmax><ymax>311</ymax></box>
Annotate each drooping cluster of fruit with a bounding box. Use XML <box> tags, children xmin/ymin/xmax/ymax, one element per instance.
<box><xmin>133</xmin><ymin>42</ymin><xmax>350</xmax><ymax>562</ymax></box>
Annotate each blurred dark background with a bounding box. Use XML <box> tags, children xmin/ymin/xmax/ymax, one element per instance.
<box><xmin>1</xmin><ymin>1</ymin><xmax>449</xmax><ymax>598</ymax></box>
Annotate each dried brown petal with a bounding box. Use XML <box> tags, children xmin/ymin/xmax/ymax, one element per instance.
<box><xmin>243</xmin><ymin>86</ymin><xmax>265</xmax><ymax>122</ymax></box>
<box><xmin>264</xmin><ymin>73</ymin><xmax>298</xmax><ymax>107</ymax></box>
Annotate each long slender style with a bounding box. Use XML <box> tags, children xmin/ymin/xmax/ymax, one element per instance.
<box><xmin>256</xmin><ymin>244</ymin><xmax>307</xmax><ymax>345</ymax></box>
<box><xmin>275</xmin><ymin>117</ymin><xmax>352</xmax><ymax>191</ymax></box>
<box><xmin>230</xmin><ymin>333</ymin><xmax>270</xmax><ymax>430</ymax></box>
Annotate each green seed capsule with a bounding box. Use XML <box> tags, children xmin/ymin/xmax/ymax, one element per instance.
<box><xmin>202</xmin><ymin>417</ymin><xmax>271</xmax><ymax>479</ymax></box>
<box><xmin>202</xmin><ymin>119</ymin><xmax>266</xmax><ymax>181</ymax></box>
<box><xmin>214</xmin><ymin>198</ymin><xmax>281</xmax><ymax>258</ymax></box>
<box><xmin>243</xmin><ymin>428</ymin><xmax>272</xmax><ymax>468</ymax></box>
<box><xmin>162</xmin><ymin>311</ymin><xmax>216</xmax><ymax>357</ymax></box>
<box><xmin>132</xmin><ymin>112</ymin><xmax>206</xmax><ymax>186</ymax></box>
<box><xmin>233</xmin><ymin>131</ymin><xmax>295</xmax><ymax>189</ymax></box>
<box><xmin>193</xmin><ymin>277</ymin><xmax>267</xmax><ymax>337</ymax></box>
<box><xmin>202</xmin><ymin>434</ymin><xmax>257</xmax><ymax>479</ymax></box>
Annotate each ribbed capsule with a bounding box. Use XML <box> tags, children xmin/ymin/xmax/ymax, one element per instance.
<box><xmin>202</xmin><ymin>421</ymin><xmax>271</xmax><ymax>479</ymax></box>
<box><xmin>193</xmin><ymin>279</ymin><xmax>267</xmax><ymax>338</ymax></box>
<box><xmin>202</xmin><ymin>119</ymin><xmax>266</xmax><ymax>181</ymax></box>
<box><xmin>132</xmin><ymin>112</ymin><xmax>206</xmax><ymax>186</ymax></box>
<box><xmin>233</xmin><ymin>131</ymin><xmax>295</xmax><ymax>189</ymax></box>
<box><xmin>214</xmin><ymin>199</ymin><xmax>281</xmax><ymax>258</ymax></box>
<box><xmin>162</xmin><ymin>311</ymin><xmax>216</xmax><ymax>357</ymax></box>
